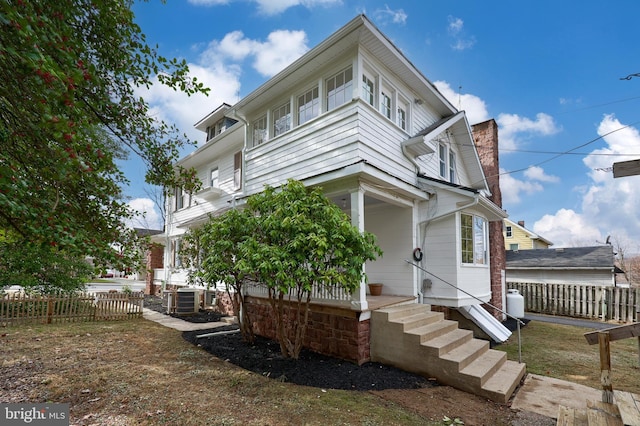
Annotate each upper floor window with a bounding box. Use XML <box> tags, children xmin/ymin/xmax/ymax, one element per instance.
<box><xmin>449</xmin><ymin>150</ymin><xmax>457</xmax><ymax>183</ymax></box>
<box><xmin>210</xmin><ymin>168</ymin><xmax>219</xmax><ymax>188</ymax></box>
<box><xmin>381</xmin><ymin>90</ymin><xmax>392</xmax><ymax>120</ymax></box>
<box><xmin>362</xmin><ymin>74</ymin><xmax>375</xmax><ymax>106</ymax></box>
<box><xmin>273</xmin><ymin>102</ymin><xmax>291</xmax><ymax>137</ymax></box>
<box><xmin>461</xmin><ymin>213</ymin><xmax>487</xmax><ymax>265</ymax></box>
<box><xmin>397</xmin><ymin>96</ymin><xmax>409</xmax><ymax>131</ymax></box>
<box><xmin>233</xmin><ymin>151</ymin><xmax>242</xmax><ymax>190</ymax></box>
<box><xmin>174</xmin><ymin>187</ymin><xmax>190</xmax><ymax>211</ymax></box>
<box><xmin>252</xmin><ymin>115</ymin><xmax>267</xmax><ymax>147</ymax></box>
<box><xmin>439</xmin><ymin>144</ymin><xmax>447</xmax><ymax>178</ymax></box>
<box><xmin>298</xmin><ymin>87</ymin><xmax>319</xmax><ymax>125</ymax></box>
<box><xmin>505</xmin><ymin>226</ymin><xmax>513</xmax><ymax>238</ymax></box>
<box><xmin>326</xmin><ymin>67</ymin><xmax>353</xmax><ymax>111</ymax></box>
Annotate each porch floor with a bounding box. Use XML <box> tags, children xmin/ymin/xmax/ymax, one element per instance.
<box><xmin>366</xmin><ymin>295</ymin><xmax>416</xmax><ymax>311</ymax></box>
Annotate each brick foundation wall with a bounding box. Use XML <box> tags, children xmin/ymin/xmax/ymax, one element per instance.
<box><xmin>244</xmin><ymin>298</ymin><xmax>370</xmax><ymax>365</ymax></box>
<box><xmin>472</xmin><ymin>119</ymin><xmax>506</xmax><ymax>319</ymax></box>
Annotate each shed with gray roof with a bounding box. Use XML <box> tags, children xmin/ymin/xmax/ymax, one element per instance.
<box><xmin>505</xmin><ymin>246</ymin><xmax>617</xmax><ymax>286</ymax></box>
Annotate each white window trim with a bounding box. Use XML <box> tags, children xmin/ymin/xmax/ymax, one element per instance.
<box><xmin>460</xmin><ymin>213</ymin><xmax>488</xmax><ymax>266</ymax></box>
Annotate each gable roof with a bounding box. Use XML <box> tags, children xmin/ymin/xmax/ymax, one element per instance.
<box><xmin>504</xmin><ymin>218</ymin><xmax>553</xmax><ymax>246</ymax></box>
<box><xmin>506</xmin><ymin>246</ymin><xmax>615</xmax><ymax>269</ymax></box>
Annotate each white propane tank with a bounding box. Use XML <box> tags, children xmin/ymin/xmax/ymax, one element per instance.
<box><xmin>506</xmin><ymin>289</ymin><xmax>525</xmax><ymax>319</ymax></box>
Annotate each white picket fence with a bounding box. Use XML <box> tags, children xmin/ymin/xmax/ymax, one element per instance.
<box><xmin>507</xmin><ymin>282</ymin><xmax>640</xmax><ymax>323</ymax></box>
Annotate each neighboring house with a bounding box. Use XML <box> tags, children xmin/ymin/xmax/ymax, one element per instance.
<box><xmin>503</xmin><ymin>218</ymin><xmax>553</xmax><ymax>251</ymax></box>
<box><xmin>149</xmin><ymin>16</ymin><xmax>526</xmax><ymax>397</ymax></box>
<box><xmin>506</xmin><ymin>245</ymin><xmax>617</xmax><ymax>286</ymax></box>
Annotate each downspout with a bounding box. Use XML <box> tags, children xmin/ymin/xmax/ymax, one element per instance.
<box><xmin>415</xmin><ymin>193</ymin><xmax>480</xmax><ymax>304</ymax></box>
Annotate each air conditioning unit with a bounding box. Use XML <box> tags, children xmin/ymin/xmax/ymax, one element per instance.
<box><xmin>176</xmin><ymin>288</ymin><xmax>200</xmax><ymax>315</ymax></box>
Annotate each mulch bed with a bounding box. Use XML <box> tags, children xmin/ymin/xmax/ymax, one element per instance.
<box><xmin>145</xmin><ymin>294</ymin><xmax>436</xmax><ymax>390</ymax></box>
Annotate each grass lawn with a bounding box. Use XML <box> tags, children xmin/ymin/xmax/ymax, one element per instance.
<box><xmin>495</xmin><ymin>320</ymin><xmax>640</xmax><ymax>394</ymax></box>
<box><xmin>0</xmin><ymin>319</ymin><xmax>435</xmax><ymax>426</ymax></box>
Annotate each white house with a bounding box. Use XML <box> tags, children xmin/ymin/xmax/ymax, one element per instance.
<box><xmin>152</xmin><ymin>15</ymin><xmax>524</xmax><ymax>402</ymax></box>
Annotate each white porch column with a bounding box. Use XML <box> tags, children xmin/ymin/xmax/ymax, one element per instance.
<box><xmin>350</xmin><ymin>188</ymin><xmax>368</xmax><ymax>311</ymax></box>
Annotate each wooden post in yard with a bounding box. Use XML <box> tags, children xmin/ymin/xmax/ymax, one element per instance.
<box><xmin>598</xmin><ymin>331</ymin><xmax>614</xmax><ymax>403</ymax></box>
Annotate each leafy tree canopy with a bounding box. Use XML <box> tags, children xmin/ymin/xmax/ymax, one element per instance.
<box><xmin>184</xmin><ymin>180</ymin><xmax>382</xmax><ymax>358</ymax></box>
<box><xmin>0</xmin><ymin>0</ymin><xmax>207</xmax><ymax>268</ymax></box>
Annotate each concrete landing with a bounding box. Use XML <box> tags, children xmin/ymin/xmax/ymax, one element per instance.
<box><xmin>512</xmin><ymin>374</ymin><xmax>602</xmax><ymax>419</ymax></box>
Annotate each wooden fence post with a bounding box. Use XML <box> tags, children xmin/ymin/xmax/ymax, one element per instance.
<box><xmin>47</xmin><ymin>297</ymin><xmax>53</xmax><ymax>324</ymax></box>
<box><xmin>598</xmin><ymin>331</ymin><xmax>613</xmax><ymax>404</ymax></box>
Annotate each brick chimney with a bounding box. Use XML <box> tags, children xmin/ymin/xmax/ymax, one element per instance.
<box><xmin>472</xmin><ymin>119</ymin><xmax>505</xmax><ymax>320</ymax></box>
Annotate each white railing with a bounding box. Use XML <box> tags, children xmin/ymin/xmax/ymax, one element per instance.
<box><xmin>507</xmin><ymin>282</ymin><xmax>640</xmax><ymax>323</ymax></box>
<box><xmin>243</xmin><ymin>282</ymin><xmax>351</xmax><ymax>304</ymax></box>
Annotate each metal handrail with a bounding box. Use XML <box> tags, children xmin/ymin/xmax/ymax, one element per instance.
<box><xmin>405</xmin><ymin>259</ymin><xmax>524</xmax><ymax>363</ymax></box>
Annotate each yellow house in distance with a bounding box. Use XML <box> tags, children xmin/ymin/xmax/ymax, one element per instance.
<box><xmin>503</xmin><ymin>218</ymin><xmax>553</xmax><ymax>251</ymax></box>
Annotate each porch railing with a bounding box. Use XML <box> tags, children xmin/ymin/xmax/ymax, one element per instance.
<box><xmin>507</xmin><ymin>282</ymin><xmax>639</xmax><ymax>323</ymax></box>
<box><xmin>243</xmin><ymin>282</ymin><xmax>351</xmax><ymax>303</ymax></box>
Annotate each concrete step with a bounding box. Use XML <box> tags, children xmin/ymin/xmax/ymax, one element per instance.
<box><xmin>481</xmin><ymin>360</ymin><xmax>526</xmax><ymax>404</ymax></box>
<box><xmin>391</xmin><ymin>311</ymin><xmax>445</xmax><ymax>332</ymax></box>
<box><xmin>459</xmin><ymin>349</ymin><xmax>506</xmax><ymax>387</ymax></box>
<box><xmin>433</xmin><ymin>332</ymin><xmax>485</xmax><ymax>364</ymax></box>
<box><xmin>374</xmin><ymin>303</ymin><xmax>431</xmax><ymax>321</ymax></box>
<box><xmin>422</xmin><ymin>328</ymin><xmax>474</xmax><ymax>357</ymax></box>
<box><xmin>404</xmin><ymin>319</ymin><xmax>459</xmax><ymax>344</ymax></box>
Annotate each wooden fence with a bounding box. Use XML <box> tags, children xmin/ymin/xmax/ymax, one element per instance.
<box><xmin>0</xmin><ymin>291</ymin><xmax>144</xmax><ymax>327</ymax></box>
<box><xmin>507</xmin><ymin>282</ymin><xmax>640</xmax><ymax>323</ymax></box>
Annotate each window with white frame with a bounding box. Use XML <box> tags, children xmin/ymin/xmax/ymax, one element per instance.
<box><xmin>509</xmin><ymin>243</ymin><xmax>519</xmax><ymax>251</ymax></box>
<box><xmin>297</xmin><ymin>87</ymin><xmax>319</xmax><ymax>125</ymax></box>
<box><xmin>326</xmin><ymin>67</ymin><xmax>353</xmax><ymax>111</ymax></box>
<box><xmin>439</xmin><ymin>143</ymin><xmax>447</xmax><ymax>178</ymax></box>
<box><xmin>210</xmin><ymin>168</ymin><xmax>219</xmax><ymax>188</ymax></box>
<box><xmin>380</xmin><ymin>89</ymin><xmax>392</xmax><ymax>119</ymax></box>
<box><xmin>174</xmin><ymin>186</ymin><xmax>189</xmax><ymax>211</ymax></box>
<box><xmin>449</xmin><ymin>150</ymin><xmax>457</xmax><ymax>183</ymax></box>
<box><xmin>233</xmin><ymin>151</ymin><xmax>242</xmax><ymax>190</ymax></box>
<box><xmin>252</xmin><ymin>115</ymin><xmax>267</xmax><ymax>147</ymax></box>
<box><xmin>273</xmin><ymin>102</ymin><xmax>291</xmax><ymax>137</ymax></box>
<box><xmin>461</xmin><ymin>213</ymin><xmax>487</xmax><ymax>265</ymax></box>
<box><xmin>362</xmin><ymin>74</ymin><xmax>375</xmax><ymax>106</ymax></box>
<box><xmin>397</xmin><ymin>96</ymin><xmax>408</xmax><ymax>131</ymax></box>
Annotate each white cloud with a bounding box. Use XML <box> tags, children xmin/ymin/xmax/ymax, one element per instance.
<box><xmin>532</xmin><ymin>115</ymin><xmax>640</xmax><ymax>248</ymax></box>
<box><xmin>446</xmin><ymin>16</ymin><xmax>475</xmax><ymax>51</ymax></box>
<box><xmin>253</xmin><ymin>30</ymin><xmax>309</xmax><ymax>76</ymax></box>
<box><xmin>447</xmin><ymin>16</ymin><xmax>464</xmax><ymax>34</ymax></box>
<box><xmin>500</xmin><ymin>169</ymin><xmax>544</xmax><ymax>205</ymax></box>
<box><xmin>245</xmin><ymin>0</ymin><xmax>342</xmax><ymax>15</ymax></box>
<box><xmin>523</xmin><ymin>166</ymin><xmax>559</xmax><ymax>183</ymax></box>
<box><xmin>533</xmin><ymin>209</ymin><xmax>603</xmax><ymax>248</ymax></box>
<box><xmin>496</xmin><ymin>112</ymin><xmax>561</xmax><ymax>151</ymax></box>
<box><xmin>126</xmin><ymin>198</ymin><xmax>163</xmax><ymax>230</ymax></box>
<box><xmin>433</xmin><ymin>81</ymin><xmax>489</xmax><ymax>124</ymax></box>
<box><xmin>373</xmin><ymin>5</ymin><xmax>408</xmax><ymax>25</ymax></box>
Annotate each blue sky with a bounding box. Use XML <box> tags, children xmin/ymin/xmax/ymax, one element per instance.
<box><xmin>126</xmin><ymin>0</ymin><xmax>640</xmax><ymax>250</ymax></box>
